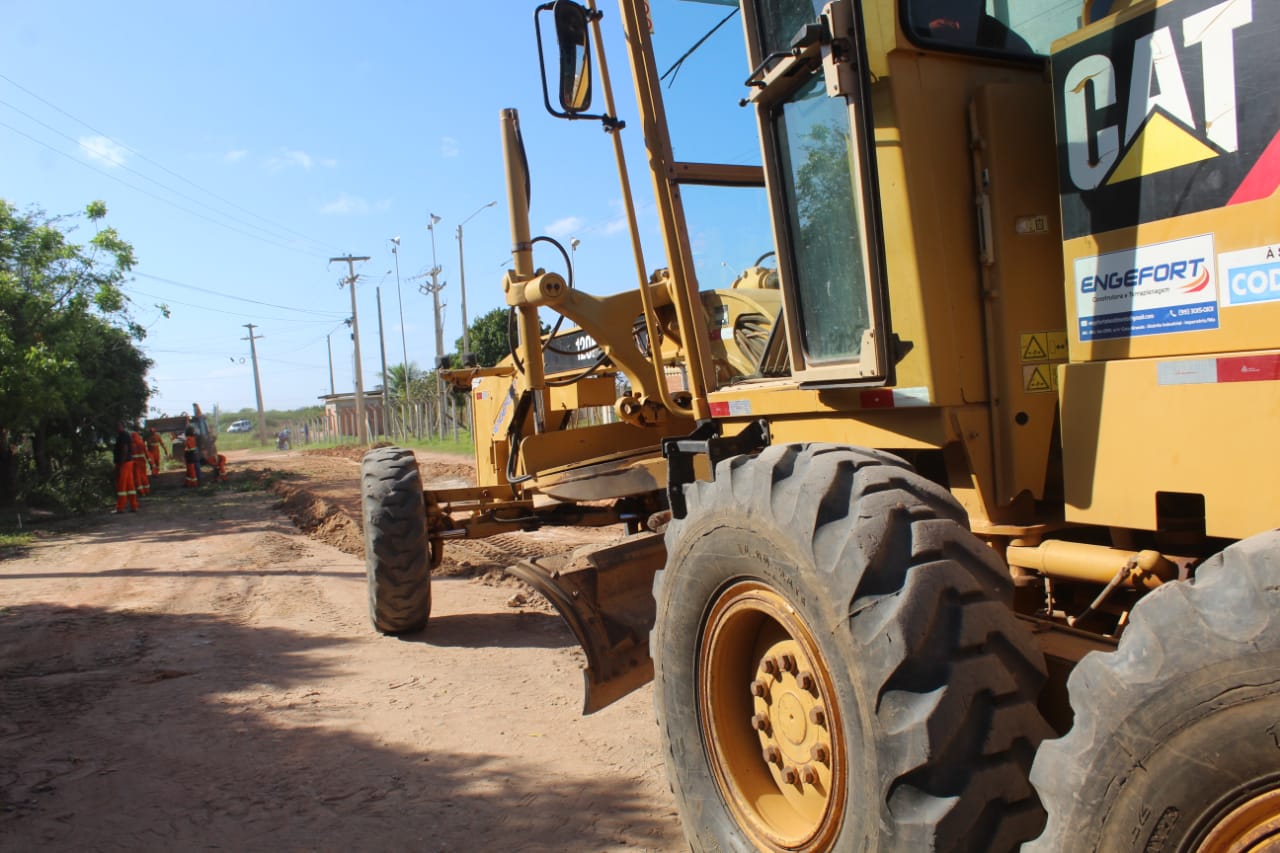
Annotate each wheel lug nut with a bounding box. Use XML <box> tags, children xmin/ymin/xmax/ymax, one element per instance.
<box><xmin>809</xmin><ymin>706</ymin><xmax>826</xmax><ymax>727</ymax></box>
<box><xmin>810</xmin><ymin>743</ymin><xmax>830</xmax><ymax>764</ymax></box>
<box><xmin>763</xmin><ymin>746</ymin><xmax>782</xmax><ymax>766</ymax></box>
<box><xmin>796</xmin><ymin>670</ymin><xmax>817</xmax><ymax>692</ymax></box>
<box><xmin>801</xmin><ymin>764</ymin><xmax>819</xmax><ymax>785</ymax></box>
<box><xmin>782</xmin><ymin>765</ymin><xmax>800</xmax><ymax>785</ymax></box>
<box><xmin>751</xmin><ymin>713</ymin><xmax>772</xmax><ymax>735</ymax></box>
<box><xmin>780</xmin><ymin>654</ymin><xmax>797</xmax><ymax>674</ymax></box>
<box><xmin>761</xmin><ymin>657</ymin><xmax>780</xmax><ymax>676</ymax></box>
<box><xmin>750</xmin><ymin>679</ymin><xmax>769</xmax><ymax>698</ymax></box>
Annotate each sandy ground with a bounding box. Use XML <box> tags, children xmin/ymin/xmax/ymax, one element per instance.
<box><xmin>0</xmin><ymin>446</ymin><xmax>684</xmax><ymax>852</ymax></box>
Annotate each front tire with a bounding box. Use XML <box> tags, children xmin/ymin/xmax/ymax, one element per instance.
<box><xmin>1026</xmin><ymin>531</ymin><xmax>1280</xmax><ymax>853</ymax></box>
<box><xmin>362</xmin><ymin>446</ymin><xmax>436</xmax><ymax>634</ymax></box>
<box><xmin>653</xmin><ymin>444</ymin><xmax>1050</xmax><ymax>852</ymax></box>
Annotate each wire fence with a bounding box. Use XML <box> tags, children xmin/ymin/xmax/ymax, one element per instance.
<box><xmin>270</xmin><ymin>396</ymin><xmax>471</xmax><ymax>448</ymax></box>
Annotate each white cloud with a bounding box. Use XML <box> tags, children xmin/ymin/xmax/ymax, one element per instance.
<box><xmin>79</xmin><ymin>135</ymin><xmax>127</xmax><ymax>167</ymax></box>
<box><xmin>267</xmin><ymin>148</ymin><xmax>337</xmax><ymax>171</ymax></box>
<box><xmin>603</xmin><ymin>216</ymin><xmax>627</xmax><ymax>235</ymax></box>
<box><xmin>320</xmin><ymin>194</ymin><xmax>391</xmax><ymax>216</ymax></box>
<box><xmin>441</xmin><ymin>137</ymin><xmax>459</xmax><ymax>158</ymax></box>
<box><xmin>224</xmin><ymin>148</ymin><xmax>248</xmax><ymax>163</ymax></box>
<box><xmin>545</xmin><ymin>216</ymin><xmax>585</xmax><ymax>237</ymax></box>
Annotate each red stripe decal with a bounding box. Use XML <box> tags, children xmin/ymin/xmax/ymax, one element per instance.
<box><xmin>709</xmin><ymin>401</ymin><xmax>731</xmax><ymax>417</ymax></box>
<box><xmin>1179</xmin><ymin>268</ymin><xmax>1211</xmax><ymax>293</ymax></box>
<box><xmin>1216</xmin><ymin>354</ymin><xmax>1280</xmax><ymax>382</ymax></box>
<box><xmin>1229</xmin><ymin>130</ymin><xmax>1280</xmax><ymax>206</ymax></box>
<box><xmin>859</xmin><ymin>389</ymin><xmax>895</xmax><ymax>408</ymax></box>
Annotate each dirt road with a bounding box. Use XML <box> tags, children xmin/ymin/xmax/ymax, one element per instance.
<box><xmin>0</xmin><ymin>447</ymin><xmax>684</xmax><ymax>852</ymax></box>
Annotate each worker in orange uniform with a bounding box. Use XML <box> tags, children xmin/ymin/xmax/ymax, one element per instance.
<box><xmin>203</xmin><ymin>450</ymin><xmax>228</xmax><ymax>482</ymax></box>
<box><xmin>130</xmin><ymin>427</ymin><xmax>150</xmax><ymax>498</ymax></box>
<box><xmin>183</xmin><ymin>425</ymin><xmax>200</xmax><ymax>488</ymax></box>
<box><xmin>144</xmin><ymin>426</ymin><xmax>163</xmax><ymax>475</ymax></box>
<box><xmin>113</xmin><ymin>421</ymin><xmax>138</xmax><ymax>512</ymax></box>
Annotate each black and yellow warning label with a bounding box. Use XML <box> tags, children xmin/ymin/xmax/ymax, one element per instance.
<box><xmin>1020</xmin><ymin>330</ymin><xmax>1070</xmax><ymax>363</ymax></box>
<box><xmin>1046</xmin><ymin>331</ymin><xmax>1068</xmax><ymax>360</ymax></box>
<box><xmin>1023</xmin><ymin>364</ymin><xmax>1057</xmax><ymax>393</ymax></box>
<box><xmin>1020</xmin><ymin>333</ymin><xmax>1048</xmax><ymax>362</ymax></box>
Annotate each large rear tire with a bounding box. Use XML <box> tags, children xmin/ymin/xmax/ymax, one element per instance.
<box><xmin>653</xmin><ymin>444</ymin><xmax>1050</xmax><ymax>852</ymax></box>
<box><xmin>1026</xmin><ymin>531</ymin><xmax>1280</xmax><ymax>853</ymax></box>
<box><xmin>362</xmin><ymin>446</ymin><xmax>435</xmax><ymax>634</ymax></box>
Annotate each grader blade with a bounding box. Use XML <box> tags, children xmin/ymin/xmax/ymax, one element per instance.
<box><xmin>505</xmin><ymin>533</ymin><xmax>664</xmax><ymax>714</ymax></box>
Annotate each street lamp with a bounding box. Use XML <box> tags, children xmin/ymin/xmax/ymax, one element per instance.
<box><xmin>425</xmin><ymin>214</ymin><xmax>446</xmax><ymax>435</ymax></box>
<box><xmin>390</xmin><ymin>237</ymin><xmax>409</xmax><ymax>395</ymax></box>
<box><xmin>570</xmin><ymin>237</ymin><xmax>581</xmax><ymax>279</ymax></box>
<box><xmin>457</xmin><ymin>200</ymin><xmax>497</xmax><ymax>364</ymax></box>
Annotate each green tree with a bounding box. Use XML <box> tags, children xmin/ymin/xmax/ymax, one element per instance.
<box><xmin>454</xmin><ymin>307</ymin><xmax>550</xmax><ymax>368</ymax></box>
<box><xmin>0</xmin><ymin>200</ymin><xmax>150</xmax><ymax>506</ymax></box>
<box><xmin>381</xmin><ymin>361</ymin><xmax>433</xmax><ymax>401</ymax></box>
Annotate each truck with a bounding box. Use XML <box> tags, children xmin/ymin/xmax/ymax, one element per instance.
<box><xmin>360</xmin><ymin>0</ymin><xmax>1280</xmax><ymax>849</ymax></box>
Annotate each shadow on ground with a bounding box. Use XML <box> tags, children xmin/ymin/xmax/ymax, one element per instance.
<box><xmin>0</xmin><ymin>602</ymin><xmax>676</xmax><ymax>851</ymax></box>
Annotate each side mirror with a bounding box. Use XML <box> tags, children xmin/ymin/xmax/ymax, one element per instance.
<box><xmin>555</xmin><ymin>1</ymin><xmax>592</xmax><ymax>113</ymax></box>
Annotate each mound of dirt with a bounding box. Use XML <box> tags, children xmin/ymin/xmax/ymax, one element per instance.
<box><xmin>247</xmin><ymin>447</ymin><xmax>623</xmax><ymax>596</ymax></box>
<box><xmin>270</xmin><ymin>483</ymin><xmax>365</xmax><ymax>556</ymax></box>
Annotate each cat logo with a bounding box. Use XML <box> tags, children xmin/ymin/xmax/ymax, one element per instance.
<box><xmin>1052</xmin><ymin>0</ymin><xmax>1280</xmax><ymax>239</ymax></box>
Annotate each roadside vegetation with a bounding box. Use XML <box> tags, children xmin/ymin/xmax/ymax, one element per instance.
<box><xmin>0</xmin><ymin>200</ymin><xmax>149</xmax><ymax>514</ymax></box>
<box><xmin>1</xmin><ymin>200</ymin><xmax>493</xmax><ymax>519</ymax></box>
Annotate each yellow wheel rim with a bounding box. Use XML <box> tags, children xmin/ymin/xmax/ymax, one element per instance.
<box><xmin>698</xmin><ymin>581</ymin><xmax>845</xmax><ymax>851</ymax></box>
<box><xmin>1199</xmin><ymin>788</ymin><xmax>1280</xmax><ymax>852</ymax></box>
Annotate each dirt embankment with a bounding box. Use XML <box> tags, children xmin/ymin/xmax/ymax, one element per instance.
<box><xmin>0</xmin><ymin>447</ymin><xmax>684</xmax><ymax>852</ymax></box>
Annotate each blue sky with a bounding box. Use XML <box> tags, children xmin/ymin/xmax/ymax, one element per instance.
<box><xmin>1</xmin><ymin>1</ymin><xmax>769</xmax><ymax>420</ymax></box>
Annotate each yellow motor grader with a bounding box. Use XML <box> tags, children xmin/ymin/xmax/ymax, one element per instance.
<box><xmin>360</xmin><ymin>0</ymin><xmax>1280</xmax><ymax>849</ymax></box>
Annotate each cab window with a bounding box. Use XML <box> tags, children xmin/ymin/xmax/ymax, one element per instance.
<box><xmin>905</xmin><ymin>0</ymin><xmax>1081</xmax><ymax>57</ymax></box>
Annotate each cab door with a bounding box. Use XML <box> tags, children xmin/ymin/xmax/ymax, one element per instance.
<box><xmin>742</xmin><ymin>0</ymin><xmax>891</xmax><ymax>384</ymax></box>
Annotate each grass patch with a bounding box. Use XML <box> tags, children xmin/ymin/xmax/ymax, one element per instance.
<box><xmin>233</xmin><ymin>470</ymin><xmax>287</xmax><ymax>493</ymax></box>
<box><xmin>217</xmin><ymin>432</ymin><xmax>474</xmax><ymax>456</ymax></box>
<box><xmin>0</xmin><ymin>529</ymin><xmax>35</xmax><ymax>562</ymax></box>
<box><xmin>0</xmin><ymin>530</ymin><xmax>34</xmax><ymax>549</ymax></box>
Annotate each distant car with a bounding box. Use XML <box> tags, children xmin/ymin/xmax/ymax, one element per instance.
<box><xmin>227</xmin><ymin>420</ymin><xmax>252</xmax><ymax>433</ymax></box>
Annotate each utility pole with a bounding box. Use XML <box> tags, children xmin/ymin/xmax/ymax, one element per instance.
<box><xmin>242</xmin><ymin>323</ymin><xmax>267</xmax><ymax>445</ymax></box>
<box><xmin>326</xmin><ymin>333</ymin><xmax>335</xmax><ymax>395</ymax></box>
<box><xmin>330</xmin><ymin>254</ymin><xmax>370</xmax><ymax>444</ymax></box>
<box><xmin>424</xmin><ymin>214</ymin><xmax>446</xmax><ymax>435</ymax></box>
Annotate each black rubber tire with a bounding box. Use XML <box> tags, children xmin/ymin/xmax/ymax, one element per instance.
<box><xmin>653</xmin><ymin>443</ymin><xmax>1050</xmax><ymax>852</ymax></box>
<box><xmin>1026</xmin><ymin>530</ymin><xmax>1280</xmax><ymax>853</ymax></box>
<box><xmin>362</xmin><ymin>446</ymin><xmax>433</xmax><ymax>634</ymax></box>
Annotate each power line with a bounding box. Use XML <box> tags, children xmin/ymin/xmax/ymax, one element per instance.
<box><xmin>0</xmin><ymin>118</ymin><xmax>324</xmax><ymax>257</ymax></box>
<box><xmin>132</xmin><ymin>272</ymin><xmax>345</xmax><ymax>318</ymax></box>
<box><xmin>126</xmin><ymin>287</ymin><xmax>336</xmax><ymax>324</ymax></box>
<box><xmin>0</xmin><ymin>97</ymin><xmax>329</xmax><ymax>253</ymax></box>
<box><xmin>0</xmin><ymin>71</ymin><xmax>339</xmax><ymax>255</ymax></box>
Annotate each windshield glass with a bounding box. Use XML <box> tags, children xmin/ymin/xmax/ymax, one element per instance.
<box><xmin>905</xmin><ymin>0</ymin><xmax>1082</xmax><ymax>56</ymax></box>
<box><xmin>647</xmin><ymin>1</ymin><xmax>775</xmax><ymax>290</ymax></box>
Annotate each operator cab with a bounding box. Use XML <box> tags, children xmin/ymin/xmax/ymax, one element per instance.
<box><xmin>542</xmin><ymin>0</ymin><xmax>1078</xmax><ymax>404</ymax></box>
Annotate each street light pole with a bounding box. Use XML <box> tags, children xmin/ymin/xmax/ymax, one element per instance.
<box><xmin>425</xmin><ymin>214</ymin><xmax>446</xmax><ymax>435</ymax></box>
<box><xmin>390</xmin><ymin>237</ymin><xmax>409</xmax><ymax>396</ymax></box>
<box><xmin>457</xmin><ymin>200</ymin><xmax>497</xmax><ymax>364</ymax></box>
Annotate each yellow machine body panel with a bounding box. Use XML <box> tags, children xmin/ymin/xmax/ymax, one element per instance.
<box><xmin>1052</xmin><ymin>0</ymin><xmax>1280</xmax><ymax>535</ymax></box>
<box><xmin>1060</xmin><ymin>353</ymin><xmax>1280</xmax><ymax>538</ymax></box>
